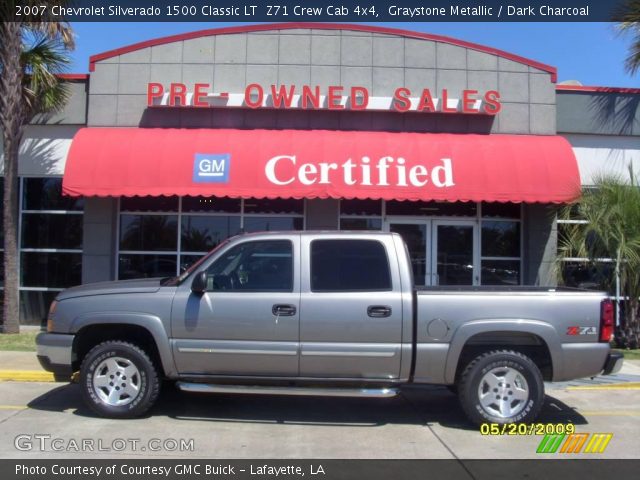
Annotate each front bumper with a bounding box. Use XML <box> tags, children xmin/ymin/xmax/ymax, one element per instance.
<box><xmin>602</xmin><ymin>351</ymin><xmax>624</xmax><ymax>375</ymax></box>
<box><xmin>36</xmin><ymin>332</ymin><xmax>75</xmax><ymax>381</ymax></box>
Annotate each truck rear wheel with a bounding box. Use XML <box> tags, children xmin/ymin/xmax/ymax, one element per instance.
<box><xmin>80</xmin><ymin>341</ymin><xmax>160</xmax><ymax>418</ymax></box>
<box><xmin>457</xmin><ymin>350</ymin><xmax>544</xmax><ymax>425</ymax></box>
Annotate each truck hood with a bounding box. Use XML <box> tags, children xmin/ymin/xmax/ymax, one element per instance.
<box><xmin>56</xmin><ymin>278</ymin><xmax>165</xmax><ymax>301</ymax></box>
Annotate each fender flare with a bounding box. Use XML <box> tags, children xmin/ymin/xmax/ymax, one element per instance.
<box><xmin>444</xmin><ymin>319</ymin><xmax>562</xmax><ymax>384</ymax></box>
<box><xmin>71</xmin><ymin>312</ymin><xmax>178</xmax><ymax>378</ymax></box>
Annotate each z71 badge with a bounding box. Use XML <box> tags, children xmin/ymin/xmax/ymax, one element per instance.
<box><xmin>567</xmin><ymin>326</ymin><xmax>597</xmax><ymax>336</ymax></box>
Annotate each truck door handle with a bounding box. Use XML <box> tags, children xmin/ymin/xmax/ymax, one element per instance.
<box><xmin>367</xmin><ymin>305</ymin><xmax>392</xmax><ymax>318</ymax></box>
<box><xmin>272</xmin><ymin>304</ymin><xmax>297</xmax><ymax>316</ymax></box>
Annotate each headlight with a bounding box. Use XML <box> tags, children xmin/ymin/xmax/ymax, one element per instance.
<box><xmin>46</xmin><ymin>300</ymin><xmax>58</xmax><ymax>332</ymax></box>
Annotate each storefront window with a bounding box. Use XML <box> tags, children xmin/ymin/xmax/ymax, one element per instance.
<box><xmin>118</xmin><ymin>254</ymin><xmax>177</xmax><ymax>280</ymax></box>
<box><xmin>120</xmin><ymin>196</ymin><xmax>178</xmax><ymax>212</ymax></box>
<box><xmin>386</xmin><ymin>200</ymin><xmax>477</xmax><ymax>217</ymax></box>
<box><xmin>480</xmin><ymin>259</ymin><xmax>521</xmax><ymax>286</ymax></box>
<box><xmin>21</xmin><ymin>214</ymin><xmax>83</xmax><ymax>249</ymax></box>
<box><xmin>23</xmin><ymin>177</ymin><xmax>84</xmax><ymax>211</ymax></box>
<box><xmin>117</xmin><ymin>197</ymin><xmax>303</xmax><ymax>279</ymax></box>
<box><xmin>339</xmin><ymin>200</ymin><xmax>383</xmax><ymax>231</ymax></box>
<box><xmin>481</xmin><ymin>221</ymin><xmax>520</xmax><ymax>258</ymax></box>
<box><xmin>19</xmin><ymin>177</ymin><xmax>84</xmax><ymax>325</ymax></box>
<box><xmin>181</xmin><ymin>196</ymin><xmax>241</xmax><ymax>213</ymax></box>
<box><xmin>181</xmin><ymin>216</ymin><xmax>241</xmax><ymax>252</ymax></box>
<box><xmin>480</xmin><ymin>205</ymin><xmax>521</xmax><ymax>285</ymax></box>
<box><xmin>244</xmin><ymin>198</ymin><xmax>303</xmax><ymax>215</ymax></box>
<box><xmin>21</xmin><ymin>252</ymin><xmax>82</xmax><ymax>288</ymax></box>
<box><xmin>20</xmin><ymin>291</ymin><xmax>59</xmax><ymax>326</ymax></box>
<box><xmin>120</xmin><ymin>215</ymin><xmax>178</xmax><ymax>251</ymax></box>
<box><xmin>340</xmin><ymin>218</ymin><xmax>383</xmax><ymax>230</ymax></box>
<box><xmin>481</xmin><ymin>202</ymin><xmax>520</xmax><ymax>219</ymax></box>
<box><xmin>480</xmin><ymin>227</ymin><xmax>521</xmax><ymax>284</ymax></box>
<box><xmin>244</xmin><ymin>216</ymin><xmax>303</xmax><ymax>232</ymax></box>
<box><xmin>341</xmin><ymin>199</ymin><xmax>382</xmax><ymax>216</ymax></box>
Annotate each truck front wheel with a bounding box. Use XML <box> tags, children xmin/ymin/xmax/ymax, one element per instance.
<box><xmin>80</xmin><ymin>341</ymin><xmax>160</xmax><ymax>418</ymax></box>
<box><xmin>457</xmin><ymin>350</ymin><xmax>544</xmax><ymax>425</ymax></box>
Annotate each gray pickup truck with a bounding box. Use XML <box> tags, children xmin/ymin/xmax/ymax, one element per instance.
<box><xmin>37</xmin><ymin>231</ymin><xmax>622</xmax><ymax>425</ymax></box>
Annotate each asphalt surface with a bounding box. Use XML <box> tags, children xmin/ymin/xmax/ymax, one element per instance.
<box><xmin>0</xmin><ymin>374</ymin><xmax>638</xmax><ymax>459</ymax></box>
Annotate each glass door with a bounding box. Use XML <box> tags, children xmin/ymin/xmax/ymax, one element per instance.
<box><xmin>432</xmin><ymin>221</ymin><xmax>479</xmax><ymax>286</ymax></box>
<box><xmin>387</xmin><ymin>221</ymin><xmax>432</xmax><ymax>286</ymax></box>
<box><xmin>387</xmin><ymin>219</ymin><xmax>479</xmax><ymax>286</ymax></box>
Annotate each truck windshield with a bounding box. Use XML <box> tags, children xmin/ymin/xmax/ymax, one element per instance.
<box><xmin>162</xmin><ymin>238</ymin><xmax>232</xmax><ymax>286</ymax></box>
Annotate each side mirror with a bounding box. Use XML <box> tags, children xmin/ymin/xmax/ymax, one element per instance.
<box><xmin>191</xmin><ymin>271</ymin><xmax>208</xmax><ymax>294</ymax></box>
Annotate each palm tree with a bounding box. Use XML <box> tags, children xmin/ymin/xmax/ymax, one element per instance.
<box><xmin>557</xmin><ymin>167</ymin><xmax>640</xmax><ymax>349</ymax></box>
<box><xmin>618</xmin><ymin>0</ymin><xmax>640</xmax><ymax>74</ymax></box>
<box><xmin>0</xmin><ymin>3</ymin><xmax>74</xmax><ymax>333</ymax></box>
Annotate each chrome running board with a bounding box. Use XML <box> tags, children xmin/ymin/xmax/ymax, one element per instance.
<box><xmin>176</xmin><ymin>382</ymin><xmax>398</xmax><ymax>398</ymax></box>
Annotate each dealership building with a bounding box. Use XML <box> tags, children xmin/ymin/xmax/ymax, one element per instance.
<box><xmin>1</xmin><ymin>23</ymin><xmax>639</xmax><ymax>325</ymax></box>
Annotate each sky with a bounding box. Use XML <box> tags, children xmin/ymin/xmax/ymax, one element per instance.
<box><xmin>67</xmin><ymin>22</ymin><xmax>639</xmax><ymax>88</ymax></box>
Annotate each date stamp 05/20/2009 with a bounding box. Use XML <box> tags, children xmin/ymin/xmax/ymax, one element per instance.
<box><xmin>480</xmin><ymin>423</ymin><xmax>576</xmax><ymax>436</ymax></box>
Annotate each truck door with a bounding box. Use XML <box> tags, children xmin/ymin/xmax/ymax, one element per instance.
<box><xmin>299</xmin><ymin>236</ymin><xmax>403</xmax><ymax>379</ymax></box>
<box><xmin>171</xmin><ymin>236</ymin><xmax>300</xmax><ymax>376</ymax></box>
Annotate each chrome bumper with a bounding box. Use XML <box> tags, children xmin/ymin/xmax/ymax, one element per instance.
<box><xmin>36</xmin><ymin>332</ymin><xmax>75</xmax><ymax>381</ymax></box>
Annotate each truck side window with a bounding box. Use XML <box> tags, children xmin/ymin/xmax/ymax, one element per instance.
<box><xmin>205</xmin><ymin>240</ymin><xmax>293</xmax><ymax>292</ymax></box>
<box><xmin>311</xmin><ymin>240</ymin><xmax>392</xmax><ymax>292</ymax></box>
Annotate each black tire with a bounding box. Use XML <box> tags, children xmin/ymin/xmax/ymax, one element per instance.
<box><xmin>80</xmin><ymin>340</ymin><xmax>160</xmax><ymax>418</ymax></box>
<box><xmin>457</xmin><ymin>350</ymin><xmax>544</xmax><ymax>425</ymax></box>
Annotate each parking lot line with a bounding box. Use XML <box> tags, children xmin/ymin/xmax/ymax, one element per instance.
<box><xmin>0</xmin><ymin>370</ymin><xmax>54</xmax><ymax>382</ymax></box>
<box><xmin>0</xmin><ymin>405</ymin><xmax>29</xmax><ymax>410</ymax></box>
<box><xmin>577</xmin><ymin>410</ymin><xmax>640</xmax><ymax>416</ymax></box>
<box><xmin>567</xmin><ymin>383</ymin><xmax>640</xmax><ymax>390</ymax></box>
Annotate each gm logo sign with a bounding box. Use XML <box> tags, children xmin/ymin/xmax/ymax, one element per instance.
<box><xmin>193</xmin><ymin>153</ymin><xmax>230</xmax><ymax>183</ymax></box>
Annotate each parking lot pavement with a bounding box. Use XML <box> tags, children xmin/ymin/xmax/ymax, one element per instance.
<box><xmin>0</xmin><ymin>380</ymin><xmax>638</xmax><ymax>460</ymax></box>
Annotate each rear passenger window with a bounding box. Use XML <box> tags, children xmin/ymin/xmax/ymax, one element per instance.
<box><xmin>311</xmin><ymin>240</ymin><xmax>392</xmax><ymax>292</ymax></box>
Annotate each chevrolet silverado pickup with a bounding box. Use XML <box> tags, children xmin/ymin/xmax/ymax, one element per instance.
<box><xmin>36</xmin><ymin>231</ymin><xmax>623</xmax><ymax>425</ymax></box>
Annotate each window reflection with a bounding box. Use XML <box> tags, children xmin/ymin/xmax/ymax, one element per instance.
<box><xmin>181</xmin><ymin>216</ymin><xmax>241</xmax><ymax>252</ymax></box>
<box><xmin>119</xmin><ymin>254</ymin><xmax>177</xmax><ymax>280</ymax></box>
<box><xmin>243</xmin><ymin>217</ymin><xmax>303</xmax><ymax>233</ymax></box>
<box><xmin>120</xmin><ymin>215</ymin><xmax>178</xmax><ymax>251</ymax></box>
<box><xmin>22</xmin><ymin>214</ymin><xmax>83</xmax><ymax>249</ymax></box>
<box><xmin>118</xmin><ymin>197</ymin><xmax>303</xmax><ymax>278</ymax></box>
<box><xmin>23</xmin><ymin>178</ymin><xmax>84</xmax><ymax>211</ymax></box>
<box><xmin>481</xmin><ymin>260</ymin><xmax>521</xmax><ymax>286</ymax></box>
<box><xmin>481</xmin><ymin>221</ymin><xmax>520</xmax><ymax>258</ymax></box>
<box><xmin>21</xmin><ymin>252</ymin><xmax>82</xmax><ymax>288</ymax></box>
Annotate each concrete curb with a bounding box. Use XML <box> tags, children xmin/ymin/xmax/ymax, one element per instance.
<box><xmin>0</xmin><ymin>370</ymin><xmax>55</xmax><ymax>382</ymax></box>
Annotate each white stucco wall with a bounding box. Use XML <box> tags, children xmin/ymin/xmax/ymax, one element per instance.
<box><xmin>563</xmin><ymin>133</ymin><xmax>640</xmax><ymax>186</ymax></box>
<box><xmin>0</xmin><ymin>124</ymin><xmax>80</xmax><ymax>176</ymax></box>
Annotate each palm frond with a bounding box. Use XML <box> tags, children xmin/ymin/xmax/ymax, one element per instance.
<box><xmin>616</xmin><ymin>0</ymin><xmax>640</xmax><ymax>24</ymax></box>
<box><xmin>0</xmin><ymin>1</ymin><xmax>75</xmax><ymax>48</ymax></box>
<box><xmin>616</xmin><ymin>0</ymin><xmax>640</xmax><ymax>74</ymax></box>
<box><xmin>20</xmin><ymin>35</ymin><xmax>71</xmax><ymax>117</ymax></box>
<box><xmin>557</xmin><ymin>166</ymin><xmax>640</xmax><ymax>326</ymax></box>
<box><xmin>25</xmin><ymin>21</ymin><xmax>75</xmax><ymax>50</ymax></box>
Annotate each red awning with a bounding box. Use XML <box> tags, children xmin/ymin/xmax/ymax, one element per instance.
<box><xmin>63</xmin><ymin>128</ymin><xmax>580</xmax><ymax>203</ymax></box>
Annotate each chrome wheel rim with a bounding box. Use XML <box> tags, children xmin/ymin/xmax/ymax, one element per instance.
<box><xmin>477</xmin><ymin>366</ymin><xmax>529</xmax><ymax>419</ymax></box>
<box><xmin>92</xmin><ymin>356</ymin><xmax>141</xmax><ymax>406</ymax></box>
